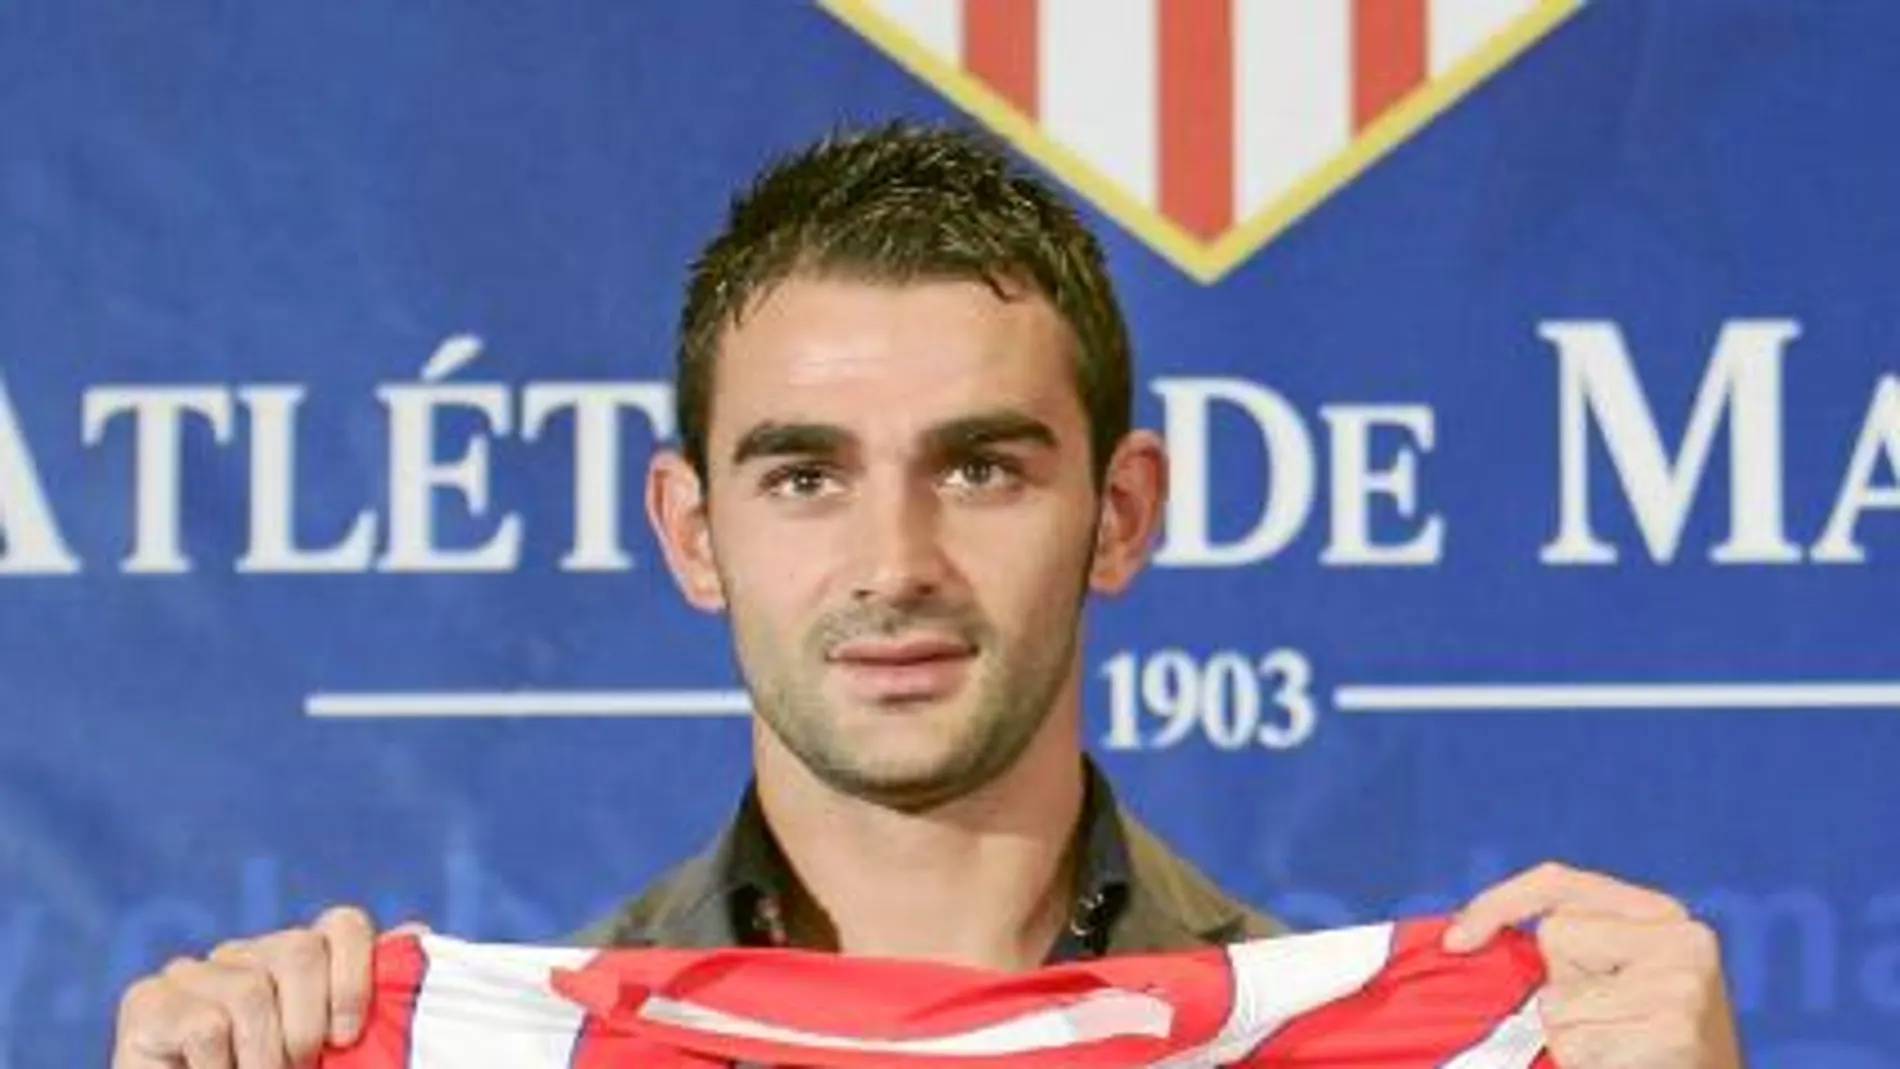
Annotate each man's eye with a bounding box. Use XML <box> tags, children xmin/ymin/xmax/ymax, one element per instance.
<box><xmin>763</xmin><ymin>464</ymin><xmax>839</xmax><ymax>499</ymax></box>
<box><xmin>944</xmin><ymin>457</ymin><xmax>1020</xmax><ymax>492</ymax></box>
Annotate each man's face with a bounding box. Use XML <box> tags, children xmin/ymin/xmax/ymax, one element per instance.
<box><xmin>694</xmin><ymin>276</ymin><xmax>1104</xmax><ymax>810</ymax></box>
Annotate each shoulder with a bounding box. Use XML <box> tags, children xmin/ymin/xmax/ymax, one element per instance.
<box><xmin>565</xmin><ymin>850</ymin><xmax>730</xmax><ymax>949</ymax></box>
<box><xmin>1110</xmin><ymin>808</ymin><xmax>1286</xmax><ymax>953</ymax></box>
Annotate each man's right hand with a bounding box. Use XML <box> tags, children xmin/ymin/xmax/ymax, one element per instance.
<box><xmin>111</xmin><ymin>905</ymin><xmax>379</xmax><ymax>1069</ymax></box>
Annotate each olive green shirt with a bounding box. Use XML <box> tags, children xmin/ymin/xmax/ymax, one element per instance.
<box><xmin>571</xmin><ymin>760</ymin><xmax>1283</xmax><ymax>959</ymax></box>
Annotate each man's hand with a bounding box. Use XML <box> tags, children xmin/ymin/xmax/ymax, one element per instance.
<box><xmin>111</xmin><ymin>905</ymin><xmax>381</xmax><ymax>1069</ymax></box>
<box><xmin>1447</xmin><ymin>862</ymin><xmax>1744</xmax><ymax>1069</ymax></box>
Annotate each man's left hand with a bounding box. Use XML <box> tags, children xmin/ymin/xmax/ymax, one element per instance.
<box><xmin>1446</xmin><ymin>861</ymin><xmax>1745</xmax><ymax>1069</ymax></box>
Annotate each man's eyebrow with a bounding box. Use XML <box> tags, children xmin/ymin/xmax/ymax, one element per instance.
<box><xmin>730</xmin><ymin>422</ymin><xmax>854</xmax><ymax>466</ymax></box>
<box><xmin>922</xmin><ymin>411</ymin><xmax>1059</xmax><ymax>455</ymax></box>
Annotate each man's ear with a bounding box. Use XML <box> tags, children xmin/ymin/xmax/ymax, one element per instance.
<box><xmin>1089</xmin><ymin>429</ymin><xmax>1168</xmax><ymax>595</ymax></box>
<box><xmin>646</xmin><ymin>449</ymin><xmax>726</xmax><ymax>612</ymax></box>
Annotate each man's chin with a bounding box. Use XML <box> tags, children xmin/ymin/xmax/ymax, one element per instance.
<box><xmin>814</xmin><ymin>752</ymin><xmax>988</xmax><ymax>812</ymax></box>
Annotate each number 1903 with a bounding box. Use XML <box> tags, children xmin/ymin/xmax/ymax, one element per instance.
<box><xmin>1099</xmin><ymin>649</ymin><xmax>1320</xmax><ymax>752</ymax></box>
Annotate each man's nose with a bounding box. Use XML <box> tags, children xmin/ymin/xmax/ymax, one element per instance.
<box><xmin>849</xmin><ymin>479</ymin><xmax>950</xmax><ymax>606</ymax></box>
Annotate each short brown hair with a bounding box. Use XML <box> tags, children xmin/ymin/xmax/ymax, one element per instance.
<box><xmin>674</xmin><ymin>121</ymin><xmax>1133</xmax><ymax>486</ymax></box>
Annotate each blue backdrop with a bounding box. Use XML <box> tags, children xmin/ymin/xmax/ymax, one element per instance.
<box><xmin>1</xmin><ymin>1</ymin><xmax>1895</xmax><ymax>1065</ymax></box>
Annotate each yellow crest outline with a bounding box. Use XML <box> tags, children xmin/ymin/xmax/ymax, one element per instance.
<box><xmin>818</xmin><ymin>0</ymin><xmax>1586</xmax><ymax>283</ymax></box>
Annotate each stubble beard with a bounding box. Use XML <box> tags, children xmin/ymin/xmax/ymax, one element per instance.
<box><xmin>736</xmin><ymin>597</ymin><xmax>1083</xmax><ymax>813</ymax></box>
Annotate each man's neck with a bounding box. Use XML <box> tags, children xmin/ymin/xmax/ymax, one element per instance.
<box><xmin>753</xmin><ymin>716</ymin><xmax>1088</xmax><ymax>971</ymax></box>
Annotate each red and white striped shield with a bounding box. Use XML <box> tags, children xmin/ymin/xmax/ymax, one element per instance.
<box><xmin>819</xmin><ymin>0</ymin><xmax>1585</xmax><ymax>282</ymax></box>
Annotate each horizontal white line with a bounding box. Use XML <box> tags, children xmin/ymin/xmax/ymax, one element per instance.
<box><xmin>310</xmin><ymin>681</ymin><xmax>1900</xmax><ymax>718</ymax></box>
<box><xmin>1334</xmin><ymin>682</ymin><xmax>1900</xmax><ymax>712</ymax></box>
<box><xmin>305</xmin><ymin>690</ymin><xmax>752</xmax><ymax>718</ymax></box>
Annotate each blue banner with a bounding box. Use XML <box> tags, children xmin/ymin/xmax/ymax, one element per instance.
<box><xmin>1</xmin><ymin>1</ymin><xmax>1895</xmax><ymax>1064</ymax></box>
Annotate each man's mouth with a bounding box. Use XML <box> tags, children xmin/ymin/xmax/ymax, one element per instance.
<box><xmin>826</xmin><ymin>634</ymin><xmax>977</xmax><ymax>701</ymax></box>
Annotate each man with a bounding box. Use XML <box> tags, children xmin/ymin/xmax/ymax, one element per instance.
<box><xmin>111</xmin><ymin>123</ymin><xmax>1745</xmax><ymax>1068</ymax></box>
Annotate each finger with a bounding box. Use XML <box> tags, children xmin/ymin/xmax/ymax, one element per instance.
<box><xmin>315</xmin><ymin>906</ymin><xmax>378</xmax><ymax>1046</ymax></box>
<box><xmin>164</xmin><ymin>957</ymin><xmax>289</xmax><ymax>1069</ymax></box>
<box><xmin>172</xmin><ymin>999</ymin><xmax>240</xmax><ymax>1069</ymax></box>
<box><xmin>1537</xmin><ymin>912</ymin><xmax>1721</xmax><ymax>984</ymax></box>
<box><xmin>1445</xmin><ymin>862</ymin><xmax>1689</xmax><ymax>952</ymax></box>
<box><xmin>215</xmin><ymin>932</ymin><xmax>331</xmax><ymax>1065</ymax></box>
<box><xmin>1542</xmin><ymin>1011</ymin><xmax>1704</xmax><ymax>1069</ymax></box>
<box><xmin>1543</xmin><ymin>1018</ymin><xmax>1628</xmax><ymax>1069</ymax></box>
<box><xmin>1540</xmin><ymin>966</ymin><xmax>1715</xmax><ymax>1031</ymax></box>
<box><xmin>114</xmin><ymin>974</ymin><xmax>229</xmax><ymax>1069</ymax></box>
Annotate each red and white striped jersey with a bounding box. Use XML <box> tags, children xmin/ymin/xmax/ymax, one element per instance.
<box><xmin>319</xmin><ymin>916</ymin><xmax>1551</xmax><ymax>1068</ymax></box>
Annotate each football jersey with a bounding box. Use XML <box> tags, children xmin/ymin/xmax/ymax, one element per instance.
<box><xmin>318</xmin><ymin>916</ymin><xmax>1551</xmax><ymax>1068</ymax></box>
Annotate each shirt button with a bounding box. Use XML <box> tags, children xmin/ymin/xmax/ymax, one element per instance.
<box><xmin>1069</xmin><ymin>891</ymin><xmax>1106</xmax><ymax>937</ymax></box>
<box><xmin>754</xmin><ymin>895</ymin><xmax>788</xmax><ymax>946</ymax></box>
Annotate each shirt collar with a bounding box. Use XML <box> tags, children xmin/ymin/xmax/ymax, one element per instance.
<box><xmin>713</xmin><ymin>758</ymin><xmax>1134</xmax><ymax>956</ymax></box>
